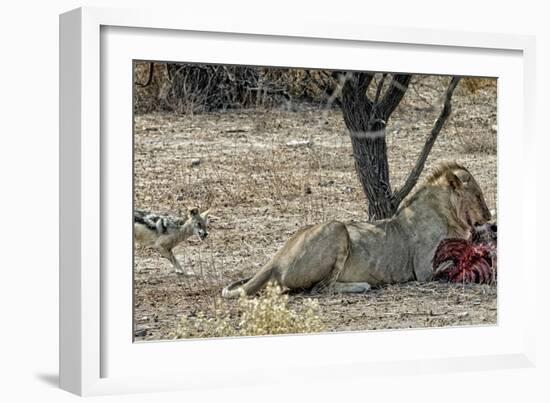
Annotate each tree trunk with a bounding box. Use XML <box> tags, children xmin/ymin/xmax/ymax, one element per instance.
<box><xmin>341</xmin><ymin>73</ymin><xmax>411</xmax><ymax>220</ymax></box>
<box><xmin>347</xmin><ymin>122</ymin><xmax>395</xmax><ymax>220</ymax></box>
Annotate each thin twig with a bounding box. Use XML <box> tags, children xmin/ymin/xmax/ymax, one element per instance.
<box><xmin>393</xmin><ymin>76</ymin><xmax>461</xmax><ymax>206</ymax></box>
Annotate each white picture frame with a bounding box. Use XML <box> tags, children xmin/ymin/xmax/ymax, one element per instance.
<box><xmin>59</xmin><ymin>6</ymin><xmax>537</xmax><ymax>396</ymax></box>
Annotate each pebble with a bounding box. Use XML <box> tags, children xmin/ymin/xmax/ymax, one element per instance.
<box><xmin>286</xmin><ymin>140</ymin><xmax>312</xmax><ymax>148</ymax></box>
<box><xmin>134</xmin><ymin>328</ymin><xmax>148</xmax><ymax>337</ymax></box>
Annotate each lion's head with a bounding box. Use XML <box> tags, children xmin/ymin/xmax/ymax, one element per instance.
<box><xmin>427</xmin><ymin>163</ymin><xmax>492</xmax><ymax>238</ymax></box>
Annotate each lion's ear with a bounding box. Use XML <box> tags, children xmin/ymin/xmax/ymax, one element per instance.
<box><xmin>445</xmin><ymin>171</ymin><xmax>463</xmax><ymax>191</ymax></box>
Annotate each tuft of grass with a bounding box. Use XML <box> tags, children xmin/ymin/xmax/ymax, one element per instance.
<box><xmin>458</xmin><ymin>135</ymin><xmax>497</xmax><ymax>154</ymax></box>
<box><xmin>454</xmin><ymin>125</ymin><xmax>497</xmax><ymax>154</ymax></box>
<box><xmin>461</xmin><ymin>77</ymin><xmax>496</xmax><ymax>94</ymax></box>
<box><xmin>173</xmin><ymin>282</ymin><xmax>324</xmax><ymax>338</ymax></box>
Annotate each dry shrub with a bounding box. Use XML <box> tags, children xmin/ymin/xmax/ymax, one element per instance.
<box><xmin>134</xmin><ymin>62</ymin><xmax>342</xmax><ymax>115</ymax></box>
<box><xmin>134</xmin><ymin>63</ymin><xmax>170</xmax><ymax>114</ymax></box>
<box><xmin>165</xmin><ymin>64</ymin><xmax>264</xmax><ymax>114</ymax></box>
<box><xmin>456</xmin><ymin>130</ymin><xmax>497</xmax><ymax>154</ymax></box>
<box><xmin>261</xmin><ymin>68</ymin><xmax>337</xmax><ymax>106</ymax></box>
<box><xmin>174</xmin><ymin>283</ymin><xmax>324</xmax><ymax>338</ymax></box>
<box><xmin>134</xmin><ymin>62</ymin><xmax>287</xmax><ymax>115</ymax></box>
<box><xmin>461</xmin><ymin>77</ymin><xmax>497</xmax><ymax>94</ymax></box>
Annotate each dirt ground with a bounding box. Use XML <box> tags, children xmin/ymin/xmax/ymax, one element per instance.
<box><xmin>133</xmin><ymin>77</ymin><xmax>497</xmax><ymax>341</ymax></box>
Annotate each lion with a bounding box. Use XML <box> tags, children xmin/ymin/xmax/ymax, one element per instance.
<box><xmin>222</xmin><ymin>162</ymin><xmax>492</xmax><ymax>298</ymax></box>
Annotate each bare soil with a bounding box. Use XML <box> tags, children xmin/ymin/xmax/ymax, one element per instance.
<box><xmin>133</xmin><ymin>77</ymin><xmax>497</xmax><ymax>341</ymax></box>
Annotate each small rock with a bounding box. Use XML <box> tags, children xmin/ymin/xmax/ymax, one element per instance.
<box><xmin>134</xmin><ymin>328</ymin><xmax>148</xmax><ymax>337</ymax></box>
<box><xmin>190</xmin><ymin>158</ymin><xmax>201</xmax><ymax>167</ymax></box>
<box><xmin>319</xmin><ymin>180</ymin><xmax>335</xmax><ymax>187</ymax></box>
<box><xmin>286</xmin><ymin>140</ymin><xmax>312</xmax><ymax>148</ymax></box>
<box><xmin>304</xmin><ymin>185</ymin><xmax>312</xmax><ymax>195</ymax></box>
<box><xmin>342</xmin><ymin>186</ymin><xmax>354</xmax><ymax>193</ymax></box>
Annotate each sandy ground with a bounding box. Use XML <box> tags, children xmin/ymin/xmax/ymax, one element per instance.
<box><xmin>133</xmin><ymin>77</ymin><xmax>497</xmax><ymax>341</ymax></box>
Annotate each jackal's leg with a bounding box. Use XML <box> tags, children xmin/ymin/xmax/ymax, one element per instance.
<box><xmin>330</xmin><ymin>281</ymin><xmax>371</xmax><ymax>294</ymax></box>
<box><xmin>158</xmin><ymin>247</ymin><xmax>188</xmax><ymax>275</ymax></box>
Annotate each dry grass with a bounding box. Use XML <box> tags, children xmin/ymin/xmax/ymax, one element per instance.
<box><xmin>133</xmin><ymin>75</ymin><xmax>497</xmax><ymax>341</ymax></box>
<box><xmin>455</xmin><ymin>126</ymin><xmax>497</xmax><ymax>154</ymax></box>
<box><xmin>462</xmin><ymin>77</ymin><xmax>497</xmax><ymax>93</ymax></box>
<box><xmin>173</xmin><ymin>282</ymin><xmax>324</xmax><ymax>339</ymax></box>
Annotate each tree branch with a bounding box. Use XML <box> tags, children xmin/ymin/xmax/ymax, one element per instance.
<box><xmin>379</xmin><ymin>74</ymin><xmax>412</xmax><ymax>120</ymax></box>
<box><xmin>393</xmin><ymin>76</ymin><xmax>461</xmax><ymax>206</ymax></box>
<box><xmin>341</xmin><ymin>72</ymin><xmax>375</xmax><ymax>101</ymax></box>
<box><xmin>341</xmin><ymin>72</ymin><xmax>376</xmax><ymax>131</ymax></box>
<box><xmin>356</xmin><ymin>72</ymin><xmax>376</xmax><ymax>98</ymax></box>
<box><xmin>373</xmin><ymin>73</ymin><xmax>387</xmax><ymax>105</ymax></box>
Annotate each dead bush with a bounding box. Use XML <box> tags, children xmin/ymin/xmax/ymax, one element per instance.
<box><xmin>462</xmin><ymin>77</ymin><xmax>497</xmax><ymax>94</ymax></box>
<box><xmin>457</xmin><ymin>131</ymin><xmax>497</xmax><ymax>154</ymax></box>
<box><xmin>134</xmin><ymin>62</ymin><xmax>343</xmax><ymax>115</ymax></box>
<box><xmin>173</xmin><ymin>282</ymin><xmax>324</xmax><ymax>338</ymax></box>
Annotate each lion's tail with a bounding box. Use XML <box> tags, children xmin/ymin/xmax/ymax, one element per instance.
<box><xmin>221</xmin><ymin>263</ymin><xmax>275</xmax><ymax>299</ymax></box>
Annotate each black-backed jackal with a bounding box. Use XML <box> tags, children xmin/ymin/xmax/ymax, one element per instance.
<box><xmin>134</xmin><ymin>207</ymin><xmax>210</xmax><ymax>275</ymax></box>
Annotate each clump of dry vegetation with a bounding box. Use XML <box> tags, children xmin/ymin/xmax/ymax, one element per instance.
<box><xmin>134</xmin><ymin>62</ymin><xmax>343</xmax><ymax>115</ymax></box>
<box><xmin>455</xmin><ymin>126</ymin><xmax>497</xmax><ymax>154</ymax></box>
<box><xmin>462</xmin><ymin>77</ymin><xmax>497</xmax><ymax>93</ymax></box>
<box><xmin>173</xmin><ymin>283</ymin><xmax>324</xmax><ymax>338</ymax></box>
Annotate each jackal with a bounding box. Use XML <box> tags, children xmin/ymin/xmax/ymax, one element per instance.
<box><xmin>134</xmin><ymin>207</ymin><xmax>210</xmax><ymax>275</ymax></box>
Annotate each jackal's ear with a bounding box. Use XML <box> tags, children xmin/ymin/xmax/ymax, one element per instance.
<box><xmin>188</xmin><ymin>207</ymin><xmax>199</xmax><ymax>216</ymax></box>
<box><xmin>201</xmin><ymin>209</ymin><xmax>211</xmax><ymax>223</ymax></box>
<box><xmin>445</xmin><ymin>171</ymin><xmax>463</xmax><ymax>191</ymax></box>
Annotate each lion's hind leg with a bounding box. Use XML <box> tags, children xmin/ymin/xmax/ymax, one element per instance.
<box><xmin>306</xmin><ymin>221</ymin><xmax>352</xmax><ymax>294</ymax></box>
<box><xmin>330</xmin><ymin>281</ymin><xmax>372</xmax><ymax>294</ymax></box>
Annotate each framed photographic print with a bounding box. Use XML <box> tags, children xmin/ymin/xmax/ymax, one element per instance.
<box><xmin>60</xmin><ymin>6</ymin><xmax>537</xmax><ymax>396</ymax></box>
